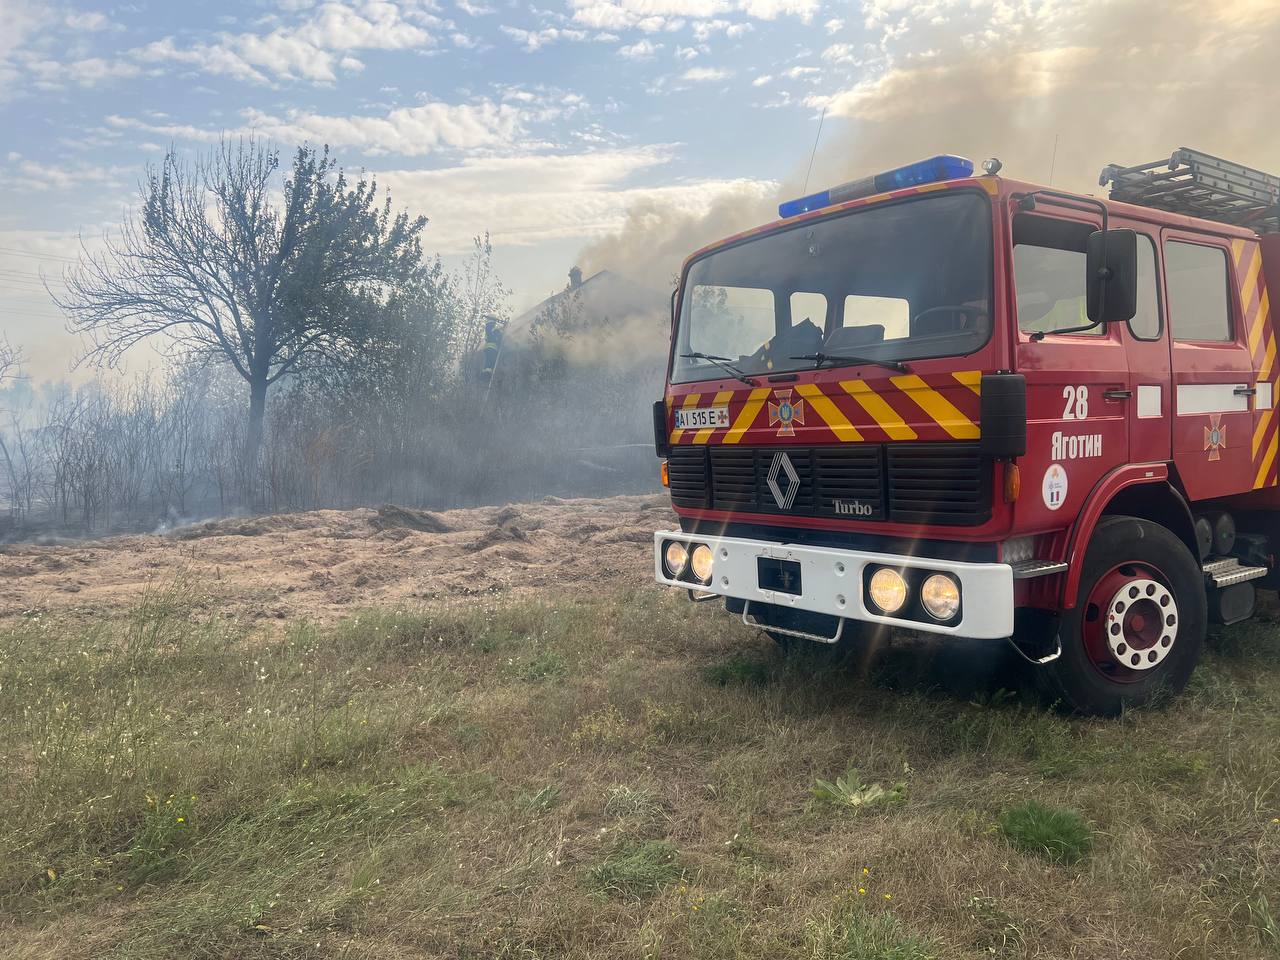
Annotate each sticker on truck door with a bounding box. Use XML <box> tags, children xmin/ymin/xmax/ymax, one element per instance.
<box><xmin>1042</xmin><ymin>463</ymin><xmax>1068</xmax><ymax>510</ymax></box>
<box><xmin>674</xmin><ymin>405</ymin><xmax>730</xmax><ymax>430</ymax></box>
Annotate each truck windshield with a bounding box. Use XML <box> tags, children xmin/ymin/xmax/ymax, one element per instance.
<box><xmin>672</xmin><ymin>191</ymin><xmax>993</xmax><ymax>383</ymax></box>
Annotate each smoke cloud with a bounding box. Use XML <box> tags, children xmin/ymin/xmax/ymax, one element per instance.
<box><xmin>581</xmin><ymin>0</ymin><xmax>1280</xmax><ymax>287</ymax></box>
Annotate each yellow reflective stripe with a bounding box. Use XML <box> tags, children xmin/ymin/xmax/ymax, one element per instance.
<box><xmin>951</xmin><ymin>370</ymin><xmax>982</xmax><ymax>396</ymax></box>
<box><xmin>840</xmin><ymin>380</ymin><xmax>915</xmax><ymax>440</ymax></box>
<box><xmin>1261</xmin><ymin>335</ymin><xmax>1276</xmax><ymax>381</ymax></box>
<box><xmin>1255</xmin><ymin>428</ymin><xmax>1278</xmax><ymax>489</ymax></box>
<box><xmin>723</xmin><ymin>388</ymin><xmax>770</xmax><ymax>444</ymax></box>
<box><xmin>795</xmin><ymin>383</ymin><xmax>863</xmax><ymax>442</ymax></box>
<box><xmin>1253</xmin><ymin>406</ymin><xmax>1273</xmax><ymax>459</ymax></box>
<box><xmin>692</xmin><ymin>391</ymin><xmax>733</xmax><ymax>444</ymax></box>
<box><xmin>669</xmin><ymin>393</ymin><xmax>700</xmax><ymax>445</ymax></box>
<box><xmin>890</xmin><ymin>374</ymin><xmax>980</xmax><ymax>439</ymax></box>
<box><xmin>1242</xmin><ymin>245</ymin><xmax>1263</xmax><ymax>323</ymax></box>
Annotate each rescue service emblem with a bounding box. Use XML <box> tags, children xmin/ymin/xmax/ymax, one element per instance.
<box><xmin>768</xmin><ymin>389</ymin><xmax>805</xmax><ymax>437</ymax></box>
<box><xmin>1205</xmin><ymin>414</ymin><xmax>1227</xmax><ymax>461</ymax></box>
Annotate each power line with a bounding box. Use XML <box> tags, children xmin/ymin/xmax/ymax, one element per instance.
<box><xmin>0</xmin><ymin>245</ymin><xmax>81</xmax><ymax>264</ymax></box>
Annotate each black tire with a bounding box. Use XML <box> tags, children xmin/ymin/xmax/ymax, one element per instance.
<box><xmin>1036</xmin><ymin>516</ymin><xmax>1206</xmax><ymax>715</ymax></box>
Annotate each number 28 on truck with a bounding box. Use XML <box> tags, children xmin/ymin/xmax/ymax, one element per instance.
<box><xmin>651</xmin><ymin>149</ymin><xmax>1280</xmax><ymax>714</ymax></box>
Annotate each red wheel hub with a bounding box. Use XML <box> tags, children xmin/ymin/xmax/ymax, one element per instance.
<box><xmin>1081</xmin><ymin>562</ymin><xmax>1179</xmax><ymax>682</ymax></box>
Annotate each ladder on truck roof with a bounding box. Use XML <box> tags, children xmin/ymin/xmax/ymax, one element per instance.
<box><xmin>1099</xmin><ymin>147</ymin><xmax>1280</xmax><ymax>234</ymax></box>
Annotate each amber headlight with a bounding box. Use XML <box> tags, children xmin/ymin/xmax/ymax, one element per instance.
<box><xmin>690</xmin><ymin>543</ymin><xmax>714</xmax><ymax>584</ymax></box>
<box><xmin>921</xmin><ymin>573</ymin><xmax>960</xmax><ymax>621</ymax></box>
<box><xmin>663</xmin><ymin>540</ymin><xmax>689</xmax><ymax>578</ymax></box>
<box><xmin>868</xmin><ymin>568</ymin><xmax>908</xmax><ymax>614</ymax></box>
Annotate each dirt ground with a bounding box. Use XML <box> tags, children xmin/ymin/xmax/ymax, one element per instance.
<box><xmin>0</xmin><ymin>495</ymin><xmax>676</xmax><ymax>623</ymax></box>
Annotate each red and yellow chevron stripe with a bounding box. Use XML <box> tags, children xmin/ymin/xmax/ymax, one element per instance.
<box><xmin>669</xmin><ymin>372</ymin><xmax>982</xmax><ymax>446</ymax></box>
<box><xmin>1232</xmin><ymin>238</ymin><xmax>1278</xmax><ymax>489</ymax></box>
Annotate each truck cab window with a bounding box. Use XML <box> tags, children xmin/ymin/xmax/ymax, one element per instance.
<box><xmin>838</xmin><ymin>295</ymin><xmax>910</xmax><ymax>348</ymax></box>
<box><xmin>1165</xmin><ymin>241</ymin><xmax>1232</xmax><ymax>342</ymax></box>
<box><xmin>790</xmin><ymin>291</ymin><xmax>827</xmax><ymax>330</ymax></box>
<box><xmin>1128</xmin><ymin>235</ymin><xmax>1161</xmax><ymax>340</ymax></box>
<box><xmin>687</xmin><ymin>285</ymin><xmax>775</xmax><ymax>360</ymax></box>
<box><xmin>1013</xmin><ymin>214</ymin><xmax>1099</xmax><ymax>337</ymax></box>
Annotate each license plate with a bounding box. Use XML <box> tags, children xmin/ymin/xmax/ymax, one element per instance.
<box><xmin>758</xmin><ymin>557</ymin><xmax>802</xmax><ymax>595</ymax></box>
<box><xmin>675</xmin><ymin>405</ymin><xmax>730</xmax><ymax>430</ymax></box>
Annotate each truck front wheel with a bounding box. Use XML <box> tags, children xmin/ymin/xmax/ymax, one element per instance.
<box><xmin>1038</xmin><ymin>516</ymin><xmax>1206</xmax><ymax>715</ymax></box>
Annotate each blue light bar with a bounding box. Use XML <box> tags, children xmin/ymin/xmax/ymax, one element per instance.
<box><xmin>778</xmin><ymin>154</ymin><xmax>975</xmax><ymax>218</ymax></box>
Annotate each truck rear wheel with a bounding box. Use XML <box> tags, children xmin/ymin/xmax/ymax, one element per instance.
<box><xmin>1038</xmin><ymin>516</ymin><xmax>1205</xmax><ymax>715</ymax></box>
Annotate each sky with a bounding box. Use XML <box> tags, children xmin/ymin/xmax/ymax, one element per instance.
<box><xmin>1</xmin><ymin>0</ymin><xmax>1278</xmax><ymax>380</ymax></box>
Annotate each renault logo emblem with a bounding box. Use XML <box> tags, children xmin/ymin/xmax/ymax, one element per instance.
<box><xmin>767</xmin><ymin>452</ymin><xmax>801</xmax><ymax>510</ymax></box>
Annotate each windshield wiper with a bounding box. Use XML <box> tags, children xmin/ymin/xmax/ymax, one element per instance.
<box><xmin>790</xmin><ymin>352</ymin><xmax>909</xmax><ymax>374</ymax></box>
<box><xmin>680</xmin><ymin>352</ymin><xmax>760</xmax><ymax>386</ymax></box>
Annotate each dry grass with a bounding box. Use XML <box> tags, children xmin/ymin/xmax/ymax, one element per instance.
<box><xmin>1</xmin><ymin>579</ymin><xmax>1279</xmax><ymax>959</ymax></box>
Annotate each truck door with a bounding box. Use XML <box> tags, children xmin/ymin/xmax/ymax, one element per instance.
<box><xmin>1163</xmin><ymin>230</ymin><xmax>1254</xmax><ymax>501</ymax></box>
<box><xmin>1119</xmin><ymin>230</ymin><xmax>1170</xmax><ymax>464</ymax></box>
<box><xmin>1013</xmin><ymin>210</ymin><xmax>1129</xmax><ymax>525</ymax></box>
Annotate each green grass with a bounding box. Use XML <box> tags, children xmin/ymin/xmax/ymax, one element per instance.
<box><xmin>589</xmin><ymin>840</ymin><xmax>684</xmax><ymax>898</ymax></box>
<box><xmin>997</xmin><ymin>800</ymin><xmax>1093</xmax><ymax>865</ymax></box>
<box><xmin>1</xmin><ymin>581</ymin><xmax>1279</xmax><ymax>958</ymax></box>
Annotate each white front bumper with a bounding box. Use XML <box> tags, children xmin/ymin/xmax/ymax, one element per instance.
<box><xmin>654</xmin><ymin>530</ymin><xmax>1015</xmax><ymax>640</ymax></box>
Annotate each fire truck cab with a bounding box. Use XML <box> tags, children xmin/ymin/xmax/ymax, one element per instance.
<box><xmin>652</xmin><ymin>149</ymin><xmax>1280</xmax><ymax>714</ymax></box>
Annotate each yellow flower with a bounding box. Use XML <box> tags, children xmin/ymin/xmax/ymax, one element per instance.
<box><xmin>862</xmin><ymin>867</ymin><xmax>870</xmax><ymax>876</ymax></box>
<box><xmin>176</xmin><ymin>817</ymin><xmax>185</xmax><ymax>824</ymax></box>
<box><xmin>858</xmin><ymin>888</ymin><xmax>866</xmax><ymax>896</ymax></box>
<box><xmin>884</xmin><ymin>893</ymin><xmax>892</xmax><ymax>901</ymax></box>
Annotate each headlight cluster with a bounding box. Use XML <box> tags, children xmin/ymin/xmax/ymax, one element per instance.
<box><xmin>662</xmin><ymin>539</ymin><xmax>715</xmax><ymax>585</ymax></box>
<box><xmin>865</xmin><ymin>566</ymin><xmax>961</xmax><ymax>623</ymax></box>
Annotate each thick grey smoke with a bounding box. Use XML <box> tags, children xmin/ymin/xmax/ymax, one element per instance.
<box><xmin>580</xmin><ymin>0</ymin><xmax>1280</xmax><ymax>286</ymax></box>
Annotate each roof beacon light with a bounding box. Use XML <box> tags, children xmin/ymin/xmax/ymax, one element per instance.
<box><xmin>778</xmin><ymin>154</ymin><xmax>975</xmax><ymax>219</ymax></box>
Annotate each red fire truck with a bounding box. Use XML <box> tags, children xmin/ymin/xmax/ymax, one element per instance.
<box><xmin>652</xmin><ymin>148</ymin><xmax>1280</xmax><ymax>714</ymax></box>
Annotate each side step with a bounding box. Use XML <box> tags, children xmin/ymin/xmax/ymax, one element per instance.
<box><xmin>1010</xmin><ymin>560</ymin><xmax>1068</xmax><ymax>579</ymax></box>
<box><xmin>1202</xmin><ymin>557</ymin><xmax>1268</xmax><ymax>588</ymax></box>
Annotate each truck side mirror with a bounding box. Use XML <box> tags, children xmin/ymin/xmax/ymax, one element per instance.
<box><xmin>1086</xmin><ymin>228</ymin><xmax>1138</xmax><ymax>324</ymax></box>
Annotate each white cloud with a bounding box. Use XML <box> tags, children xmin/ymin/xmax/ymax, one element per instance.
<box><xmin>823</xmin><ymin>17</ymin><xmax>843</xmax><ymax>33</ymax></box>
<box><xmin>7</xmin><ymin>158</ymin><xmax>130</xmax><ymax>192</ymax></box>
<box><xmin>618</xmin><ymin>39</ymin><xmax>660</xmax><ymax>58</ymax></box>
<box><xmin>725</xmin><ymin>21</ymin><xmax>752</xmax><ymax>36</ymax></box>
<box><xmin>500</xmin><ymin>24</ymin><xmax>589</xmax><ymax>51</ymax></box>
<box><xmin>675</xmin><ymin>45</ymin><xmax>699</xmax><ymax>59</ymax></box>
<box><xmin>783</xmin><ymin>65</ymin><xmax>818</xmax><ymax>78</ymax></box>
<box><xmin>567</xmin><ymin>0</ymin><xmax>815</xmax><ymax>30</ymax></box>
<box><xmin>455</xmin><ymin>0</ymin><xmax>494</xmax><ymax>13</ymax></box>
<box><xmin>375</xmin><ymin>146</ymin><xmax>773</xmax><ymax>252</ymax></box>
<box><xmin>136</xmin><ymin>1</ymin><xmax>436</xmax><ymax>84</ymax></box>
<box><xmin>65</xmin><ymin>11</ymin><xmax>109</xmax><ymax>31</ymax></box>
<box><xmin>751</xmin><ymin>73</ymin><xmax>772</xmax><ymax>86</ymax></box>
<box><xmin>737</xmin><ymin>0</ymin><xmax>818</xmax><ymax>20</ymax></box>
<box><xmin>680</xmin><ymin>65</ymin><xmax>729</xmax><ymax>81</ymax></box>
<box><xmin>107</xmin><ymin>98</ymin><xmax>525</xmax><ymax>156</ymax></box>
<box><xmin>822</xmin><ymin>43</ymin><xmax>856</xmax><ymax>63</ymax></box>
<box><xmin>18</xmin><ymin>54</ymin><xmax>141</xmax><ymax>89</ymax></box>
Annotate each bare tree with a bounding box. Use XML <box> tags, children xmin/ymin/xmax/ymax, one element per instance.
<box><xmin>57</xmin><ymin>138</ymin><xmax>429</xmax><ymax>480</ymax></box>
<box><xmin>0</xmin><ymin>337</ymin><xmax>24</xmax><ymax>523</ymax></box>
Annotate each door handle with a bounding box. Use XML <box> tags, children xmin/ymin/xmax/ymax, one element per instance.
<box><xmin>1234</xmin><ymin>386</ymin><xmax>1257</xmax><ymax>397</ymax></box>
<box><xmin>1103</xmin><ymin>389</ymin><xmax>1133</xmax><ymax>401</ymax></box>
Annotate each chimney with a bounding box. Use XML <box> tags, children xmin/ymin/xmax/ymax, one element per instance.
<box><xmin>569</xmin><ymin>266</ymin><xmax>583</xmax><ymax>289</ymax></box>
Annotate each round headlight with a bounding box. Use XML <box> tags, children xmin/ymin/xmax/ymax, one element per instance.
<box><xmin>921</xmin><ymin>573</ymin><xmax>960</xmax><ymax>620</ymax></box>
<box><xmin>868</xmin><ymin>568</ymin><xmax>907</xmax><ymax>614</ymax></box>
<box><xmin>690</xmin><ymin>543</ymin><xmax>714</xmax><ymax>583</ymax></box>
<box><xmin>663</xmin><ymin>540</ymin><xmax>690</xmax><ymax>578</ymax></box>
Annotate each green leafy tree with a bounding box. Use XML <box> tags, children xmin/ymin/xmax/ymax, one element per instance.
<box><xmin>58</xmin><ymin>138</ymin><xmax>428</xmax><ymax>475</ymax></box>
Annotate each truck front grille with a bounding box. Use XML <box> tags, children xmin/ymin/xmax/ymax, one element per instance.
<box><xmin>665</xmin><ymin>443</ymin><xmax>990</xmax><ymax>526</ymax></box>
